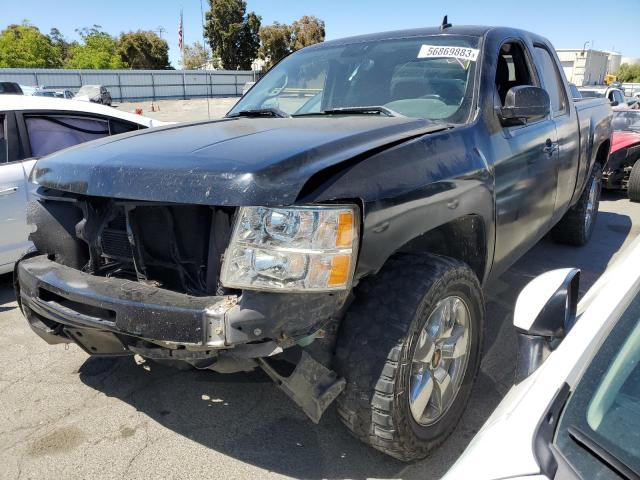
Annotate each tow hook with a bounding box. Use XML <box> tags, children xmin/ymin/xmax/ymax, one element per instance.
<box><xmin>257</xmin><ymin>351</ymin><xmax>346</xmax><ymax>423</ymax></box>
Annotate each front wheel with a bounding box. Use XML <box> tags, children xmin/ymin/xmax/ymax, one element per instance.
<box><xmin>628</xmin><ymin>160</ymin><xmax>640</xmax><ymax>203</ymax></box>
<box><xmin>551</xmin><ymin>163</ymin><xmax>602</xmax><ymax>246</ymax></box>
<box><xmin>333</xmin><ymin>254</ymin><xmax>483</xmax><ymax>461</ymax></box>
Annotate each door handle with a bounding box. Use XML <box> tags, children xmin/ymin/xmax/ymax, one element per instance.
<box><xmin>0</xmin><ymin>186</ymin><xmax>19</xmax><ymax>197</ymax></box>
<box><xmin>543</xmin><ymin>139</ymin><xmax>558</xmax><ymax>156</ymax></box>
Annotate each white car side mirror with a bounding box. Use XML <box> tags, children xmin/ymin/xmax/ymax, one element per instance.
<box><xmin>513</xmin><ymin>268</ymin><xmax>580</xmax><ymax>382</ymax></box>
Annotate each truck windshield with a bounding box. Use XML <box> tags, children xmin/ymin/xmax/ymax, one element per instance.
<box><xmin>230</xmin><ymin>35</ymin><xmax>480</xmax><ymax>123</ymax></box>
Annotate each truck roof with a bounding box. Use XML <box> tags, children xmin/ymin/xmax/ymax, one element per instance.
<box><xmin>310</xmin><ymin>25</ymin><xmax>536</xmax><ymax>49</ymax></box>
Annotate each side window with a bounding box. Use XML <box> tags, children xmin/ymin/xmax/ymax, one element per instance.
<box><xmin>0</xmin><ymin>115</ymin><xmax>6</xmax><ymax>163</ymax></box>
<box><xmin>614</xmin><ymin>90</ymin><xmax>624</xmax><ymax>104</ymax></box>
<box><xmin>534</xmin><ymin>46</ymin><xmax>566</xmax><ymax>114</ymax></box>
<box><xmin>495</xmin><ymin>42</ymin><xmax>535</xmax><ymax>106</ymax></box>
<box><xmin>110</xmin><ymin>119</ymin><xmax>142</xmax><ymax>135</ymax></box>
<box><xmin>25</xmin><ymin>115</ymin><xmax>109</xmax><ymax>158</ymax></box>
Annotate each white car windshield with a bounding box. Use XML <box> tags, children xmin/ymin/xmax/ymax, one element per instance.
<box><xmin>230</xmin><ymin>34</ymin><xmax>481</xmax><ymax>123</ymax></box>
<box><xmin>612</xmin><ymin>110</ymin><xmax>640</xmax><ymax>132</ymax></box>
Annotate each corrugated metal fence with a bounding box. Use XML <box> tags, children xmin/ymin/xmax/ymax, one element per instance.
<box><xmin>623</xmin><ymin>83</ymin><xmax>640</xmax><ymax>97</ymax></box>
<box><xmin>0</xmin><ymin>68</ymin><xmax>257</xmax><ymax>102</ymax></box>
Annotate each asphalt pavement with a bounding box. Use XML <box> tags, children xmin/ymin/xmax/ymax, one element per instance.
<box><xmin>1</xmin><ymin>191</ymin><xmax>638</xmax><ymax>480</ymax></box>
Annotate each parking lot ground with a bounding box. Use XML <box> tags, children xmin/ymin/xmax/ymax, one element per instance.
<box><xmin>1</xmin><ymin>191</ymin><xmax>638</xmax><ymax>480</ymax></box>
<box><xmin>116</xmin><ymin>97</ymin><xmax>240</xmax><ymax>123</ymax></box>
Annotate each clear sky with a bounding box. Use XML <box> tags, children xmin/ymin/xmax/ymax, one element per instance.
<box><xmin>4</xmin><ymin>0</ymin><xmax>640</xmax><ymax>67</ymax></box>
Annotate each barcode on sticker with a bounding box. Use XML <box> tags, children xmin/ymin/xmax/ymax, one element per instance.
<box><xmin>418</xmin><ymin>45</ymin><xmax>479</xmax><ymax>61</ymax></box>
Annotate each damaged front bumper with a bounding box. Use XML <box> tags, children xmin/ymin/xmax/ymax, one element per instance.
<box><xmin>18</xmin><ymin>255</ymin><xmax>346</xmax><ymax>356</ymax></box>
<box><xmin>19</xmin><ymin>255</ymin><xmax>234</xmax><ymax>352</ymax></box>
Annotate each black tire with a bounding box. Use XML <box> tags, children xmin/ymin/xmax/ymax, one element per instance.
<box><xmin>333</xmin><ymin>254</ymin><xmax>484</xmax><ymax>461</ymax></box>
<box><xmin>629</xmin><ymin>160</ymin><xmax>640</xmax><ymax>203</ymax></box>
<box><xmin>551</xmin><ymin>163</ymin><xmax>602</xmax><ymax>246</ymax></box>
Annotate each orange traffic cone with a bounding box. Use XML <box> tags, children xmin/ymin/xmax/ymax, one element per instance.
<box><xmin>135</xmin><ymin>108</ymin><xmax>143</xmax><ymax>115</ymax></box>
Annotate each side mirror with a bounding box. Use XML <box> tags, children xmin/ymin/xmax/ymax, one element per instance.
<box><xmin>499</xmin><ymin>85</ymin><xmax>551</xmax><ymax>126</ymax></box>
<box><xmin>513</xmin><ymin>268</ymin><xmax>580</xmax><ymax>382</ymax></box>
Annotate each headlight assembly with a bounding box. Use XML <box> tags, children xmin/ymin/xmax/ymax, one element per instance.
<box><xmin>220</xmin><ymin>205</ymin><xmax>359</xmax><ymax>292</ymax></box>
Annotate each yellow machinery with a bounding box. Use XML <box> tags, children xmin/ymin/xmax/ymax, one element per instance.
<box><xmin>605</xmin><ymin>74</ymin><xmax>618</xmax><ymax>86</ymax></box>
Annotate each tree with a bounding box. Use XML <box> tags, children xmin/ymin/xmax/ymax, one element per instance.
<box><xmin>118</xmin><ymin>31</ymin><xmax>170</xmax><ymax>69</ymax></box>
<box><xmin>48</xmin><ymin>27</ymin><xmax>74</xmax><ymax>64</ymax></box>
<box><xmin>617</xmin><ymin>63</ymin><xmax>640</xmax><ymax>83</ymax></box>
<box><xmin>0</xmin><ymin>22</ymin><xmax>62</xmax><ymax>68</ymax></box>
<box><xmin>181</xmin><ymin>41</ymin><xmax>218</xmax><ymax>70</ymax></box>
<box><xmin>65</xmin><ymin>25</ymin><xmax>125</xmax><ymax>69</ymax></box>
<box><xmin>258</xmin><ymin>16</ymin><xmax>325</xmax><ymax>70</ymax></box>
<box><xmin>290</xmin><ymin>16</ymin><xmax>325</xmax><ymax>51</ymax></box>
<box><xmin>204</xmin><ymin>0</ymin><xmax>261</xmax><ymax>70</ymax></box>
<box><xmin>258</xmin><ymin>23</ymin><xmax>292</xmax><ymax>68</ymax></box>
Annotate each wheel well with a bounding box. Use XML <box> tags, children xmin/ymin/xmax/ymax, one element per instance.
<box><xmin>395</xmin><ymin>215</ymin><xmax>487</xmax><ymax>281</ymax></box>
<box><xmin>595</xmin><ymin>140</ymin><xmax>610</xmax><ymax>166</ymax></box>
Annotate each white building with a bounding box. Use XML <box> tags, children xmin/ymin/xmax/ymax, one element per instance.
<box><xmin>556</xmin><ymin>49</ymin><xmax>609</xmax><ymax>86</ymax></box>
<box><xmin>605</xmin><ymin>51</ymin><xmax>623</xmax><ymax>75</ymax></box>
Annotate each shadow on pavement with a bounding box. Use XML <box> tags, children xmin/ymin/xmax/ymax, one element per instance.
<box><xmin>75</xmin><ymin>209</ymin><xmax>631</xmax><ymax>480</ymax></box>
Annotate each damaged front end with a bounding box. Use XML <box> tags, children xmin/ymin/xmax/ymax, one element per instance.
<box><xmin>17</xmin><ymin>188</ymin><xmax>350</xmax><ymax>421</ymax></box>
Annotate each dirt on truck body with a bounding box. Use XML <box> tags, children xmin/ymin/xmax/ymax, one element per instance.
<box><xmin>16</xmin><ymin>24</ymin><xmax>612</xmax><ymax>461</ymax></box>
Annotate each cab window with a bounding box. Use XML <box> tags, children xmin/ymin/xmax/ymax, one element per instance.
<box><xmin>25</xmin><ymin>115</ymin><xmax>110</xmax><ymax>158</ymax></box>
<box><xmin>495</xmin><ymin>42</ymin><xmax>535</xmax><ymax>106</ymax></box>
<box><xmin>534</xmin><ymin>46</ymin><xmax>567</xmax><ymax>114</ymax></box>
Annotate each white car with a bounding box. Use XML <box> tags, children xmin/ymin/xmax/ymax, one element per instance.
<box><xmin>0</xmin><ymin>95</ymin><xmax>169</xmax><ymax>274</ymax></box>
<box><xmin>444</xmin><ymin>235</ymin><xmax>640</xmax><ymax>480</ymax></box>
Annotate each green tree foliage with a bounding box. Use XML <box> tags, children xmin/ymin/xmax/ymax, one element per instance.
<box><xmin>290</xmin><ymin>16</ymin><xmax>325</xmax><ymax>51</ymax></box>
<box><xmin>118</xmin><ymin>31</ymin><xmax>170</xmax><ymax>69</ymax></box>
<box><xmin>181</xmin><ymin>41</ymin><xmax>219</xmax><ymax>70</ymax></box>
<box><xmin>65</xmin><ymin>25</ymin><xmax>125</xmax><ymax>69</ymax></box>
<box><xmin>48</xmin><ymin>27</ymin><xmax>75</xmax><ymax>64</ymax></box>
<box><xmin>617</xmin><ymin>63</ymin><xmax>640</xmax><ymax>83</ymax></box>
<box><xmin>258</xmin><ymin>16</ymin><xmax>325</xmax><ymax>70</ymax></box>
<box><xmin>258</xmin><ymin>23</ymin><xmax>291</xmax><ymax>68</ymax></box>
<box><xmin>0</xmin><ymin>22</ymin><xmax>62</xmax><ymax>68</ymax></box>
<box><xmin>204</xmin><ymin>0</ymin><xmax>261</xmax><ymax>70</ymax></box>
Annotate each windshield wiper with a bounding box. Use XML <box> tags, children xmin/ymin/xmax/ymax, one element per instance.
<box><xmin>568</xmin><ymin>425</ymin><xmax>640</xmax><ymax>480</ymax></box>
<box><xmin>228</xmin><ymin>108</ymin><xmax>290</xmax><ymax>118</ymax></box>
<box><xmin>294</xmin><ymin>106</ymin><xmax>400</xmax><ymax>117</ymax></box>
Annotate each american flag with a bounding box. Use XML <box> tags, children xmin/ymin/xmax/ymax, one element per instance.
<box><xmin>178</xmin><ymin>10</ymin><xmax>183</xmax><ymax>52</ymax></box>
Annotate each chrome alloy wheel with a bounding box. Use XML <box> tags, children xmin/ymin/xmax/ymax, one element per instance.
<box><xmin>409</xmin><ymin>296</ymin><xmax>471</xmax><ymax>426</ymax></box>
<box><xmin>585</xmin><ymin>175</ymin><xmax>598</xmax><ymax>232</ymax></box>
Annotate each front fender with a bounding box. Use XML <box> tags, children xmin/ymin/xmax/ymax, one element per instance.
<box><xmin>305</xmin><ymin>127</ymin><xmax>495</xmax><ymax>283</ymax></box>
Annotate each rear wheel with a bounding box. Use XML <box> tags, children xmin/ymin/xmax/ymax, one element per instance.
<box><xmin>629</xmin><ymin>160</ymin><xmax>640</xmax><ymax>203</ymax></box>
<box><xmin>333</xmin><ymin>254</ymin><xmax>483</xmax><ymax>461</ymax></box>
<box><xmin>551</xmin><ymin>163</ymin><xmax>602</xmax><ymax>246</ymax></box>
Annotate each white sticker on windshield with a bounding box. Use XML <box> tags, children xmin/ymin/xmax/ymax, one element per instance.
<box><xmin>417</xmin><ymin>45</ymin><xmax>479</xmax><ymax>61</ymax></box>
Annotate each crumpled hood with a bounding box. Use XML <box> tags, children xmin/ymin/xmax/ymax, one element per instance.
<box><xmin>32</xmin><ymin>116</ymin><xmax>448</xmax><ymax>206</ymax></box>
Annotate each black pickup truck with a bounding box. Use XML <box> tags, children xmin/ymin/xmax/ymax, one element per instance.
<box><xmin>16</xmin><ymin>25</ymin><xmax>612</xmax><ymax>460</ymax></box>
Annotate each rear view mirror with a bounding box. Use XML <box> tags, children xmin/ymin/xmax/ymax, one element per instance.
<box><xmin>499</xmin><ymin>85</ymin><xmax>551</xmax><ymax>125</ymax></box>
<box><xmin>513</xmin><ymin>268</ymin><xmax>580</xmax><ymax>382</ymax></box>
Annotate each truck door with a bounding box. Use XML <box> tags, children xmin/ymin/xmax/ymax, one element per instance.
<box><xmin>532</xmin><ymin>44</ymin><xmax>579</xmax><ymax>220</ymax></box>
<box><xmin>492</xmin><ymin>41</ymin><xmax>559</xmax><ymax>272</ymax></box>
